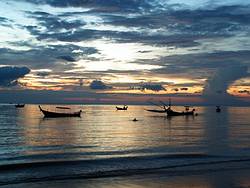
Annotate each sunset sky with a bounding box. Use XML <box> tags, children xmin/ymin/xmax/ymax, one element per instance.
<box><xmin>0</xmin><ymin>0</ymin><xmax>250</xmax><ymax>105</ymax></box>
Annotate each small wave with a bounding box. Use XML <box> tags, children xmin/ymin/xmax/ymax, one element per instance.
<box><xmin>0</xmin><ymin>153</ymin><xmax>250</xmax><ymax>186</ymax></box>
<box><xmin>0</xmin><ymin>148</ymin><xmax>205</xmax><ymax>162</ymax></box>
<box><xmin>0</xmin><ymin>153</ymin><xmax>209</xmax><ymax>170</ymax></box>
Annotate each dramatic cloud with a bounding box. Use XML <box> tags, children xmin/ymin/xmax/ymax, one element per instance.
<box><xmin>26</xmin><ymin>11</ymin><xmax>85</xmax><ymax>32</ymax></box>
<box><xmin>0</xmin><ymin>44</ymin><xmax>98</xmax><ymax>71</ymax></box>
<box><xmin>23</xmin><ymin>2</ymin><xmax>250</xmax><ymax>48</ymax></box>
<box><xmin>202</xmin><ymin>65</ymin><xmax>249</xmax><ymax>104</ymax></box>
<box><xmin>152</xmin><ymin>50</ymin><xmax>250</xmax><ymax>79</ymax></box>
<box><xmin>58</xmin><ymin>56</ymin><xmax>76</xmax><ymax>62</ymax></box>
<box><xmin>0</xmin><ymin>66</ymin><xmax>30</xmax><ymax>87</ymax></box>
<box><xmin>0</xmin><ymin>16</ymin><xmax>12</xmax><ymax>26</ymax></box>
<box><xmin>203</xmin><ymin>65</ymin><xmax>248</xmax><ymax>96</ymax></box>
<box><xmin>36</xmin><ymin>72</ymin><xmax>50</xmax><ymax>77</ymax></box>
<box><xmin>23</xmin><ymin>0</ymin><xmax>152</xmax><ymax>12</ymax></box>
<box><xmin>0</xmin><ymin>0</ymin><xmax>250</xmax><ymax>104</ymax></box>
<box><xmin>89</xmin><ymin>80</ymin><xmax>112</xmax><ymax>90</ymax></box>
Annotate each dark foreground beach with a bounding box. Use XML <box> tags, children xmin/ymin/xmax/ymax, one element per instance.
<box><xmin>2</xmin><ymin>160</ymin><xmax>250</xmax><ymax>188</ymax></box>
<box><xmin>0</xmin><ymin>105</ymin><xmax>250</xmax><ymax>187</ymax></box>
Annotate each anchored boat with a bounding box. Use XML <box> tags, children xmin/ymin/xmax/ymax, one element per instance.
<box><xmin>166</xmin><ymin>106</ymin><xmax>195</xmax><ymax>116</ymax></box>
<box><xmin>166</xmin><ymin>102</ymin><xmax>196</xmax><ymax>116</ymax></box>
<box><xmin>15</xmin><ymin>104</ymin><xmax>25</xmax><ymax>108</ymax></box>
<box><xmin>39</xmin><ymin>105</ymin><xmax>82</xmax><ymax>118</ymax></box>
<box><xmin>116</xmin><ymin>105</ymin><xmax>128</xmax><ymax>110</ymax></box>
<box><xmin>146</xmin><ymin>99</ymin><xmax>196</xmax><ymax>116</ymax></box>
<box><xmin>216</xmin><ymin>106</ymin><xmax>221</xmax><ymax>112</ymax></box>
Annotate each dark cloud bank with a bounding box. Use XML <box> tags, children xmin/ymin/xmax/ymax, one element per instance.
<box><xmin>0</xmin><ymin>66</ymin><xmax>30</xmax><ymax>87</ymax></box>
<box><xmin>89</xmin><ymin>80</ymin><xmax>112</xmax><ymax>90</ymax></box>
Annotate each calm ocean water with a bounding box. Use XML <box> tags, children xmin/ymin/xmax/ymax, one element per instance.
<box><xmin>0</xmin><ymin>104</ymin><xmax>250</xmax><ymax>187</ymax></box>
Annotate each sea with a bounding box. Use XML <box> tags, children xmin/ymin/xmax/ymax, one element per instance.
<box><xmin>0</xmin><ymin>104</ymin><xmax>250</xmax><ymax>187</ymax></box>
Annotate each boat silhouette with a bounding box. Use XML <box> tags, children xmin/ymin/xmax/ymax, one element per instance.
<box><xmin>15</xmin><ymin>104</ymin><xmax>25</xmax><ymax>108</ymax></box>
<box><xmin>216</xmin><ymin>106</ymin><xmax>221</xmax><ymax>112</ymax></box>
<box><xmin>146</xmin><ymin>99</ymin><xmax>196</xmax><ymax>116</ymax></box>
<box><xmin>116</xmin><ymin>105</ymin><xmax>128</xmax><ymax>110</ymax></box>
<box><xmin>166</xmin><ymin>106</ymin><xmax>195</xmax><ymax>116</ymax></box>
<box><xmin>39</xmin><ymin>105</ymin><xmax>82</xmax><ymax>118</ymax></box>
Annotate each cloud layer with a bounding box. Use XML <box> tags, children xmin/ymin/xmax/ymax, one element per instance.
<box><xmin>0</xmin><ymin>66</ymin><xmax>30</xmax><ymax>86</ymax></box>
<box><xmin>89</xmin><ymin>80</ymin><xmax>112</xmax><ymax>90</ymax></box>
<box><xmin>0</xmin><ymin>0</ymin><xmax>250</xmax><ymax>104</ymax></box>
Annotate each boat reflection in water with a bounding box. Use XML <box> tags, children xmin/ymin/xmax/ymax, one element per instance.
<box><xmin>39</xmin><ymin>105</ymin><xmax>82</xmax><ymax>118</ymax></box>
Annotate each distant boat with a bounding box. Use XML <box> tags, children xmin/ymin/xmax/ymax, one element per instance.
<box><xmin>216</xmin><ymin>106</ymin><xmax>221</xmax><ymax>113</ymax></box>
<box><xmin>116</xmin><ymin>105</ymin><xmax>128</xmax><ymax>110</ymax></box>
<box><xmin>39</xmin><ymin>105</ymin><xmax>82</xmax><ymax>118</ymax></box>
<box><xmin>15</xmin><ymin>104</ymin><xmax>25</xmax><ymax>108</ymax></box>
<box><xmin>146</xmin><ymin>99</ymin><xmax>196</xmax><ymax>116</ymax></box>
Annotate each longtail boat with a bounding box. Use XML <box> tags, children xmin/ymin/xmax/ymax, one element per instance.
<box><xmin>166</xmin><ymin>107</ymin><xmax>195</xmax><ymax>116</ymax></box>
<box><xmin>39</xmin><ymin>105</ymin><xmax>82</xmax><ymax>118</ymax></box>
<box><xmin>146</xmin><ymin>99</ymin><xmax>196</xmax><ymax>116</ymax></box>
<box><xmin>166</xmin><ymin>103</ymin><xmax>196</xmax><ymax>116</ymax></box>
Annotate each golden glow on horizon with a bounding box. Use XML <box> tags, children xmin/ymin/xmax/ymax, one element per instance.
<box><xmin>19</xmin><ymin>71</ymin><xmax>204</xmax><ymax>95</ymax></box>
<box><xmin>19</xmin><ymin>75</ymin><xmax>80</xmax><ymax>91</ymax></box>
<box><xmin>227</xmin><ymin>78</ymin><xmax>250</xmax><ymax>97</ymax></box>
<box><xmin>100</xmin><ymin>85</ymin><xmax>203</xmax><ymax>95</ymax></box>
<box><xmin>101</xmin><ymin>74</ymin><xmax>203</xmax><ymax>84</ymax></box>
<box><xmin>228</xmin><ymin>86</ymin><xmax>250</xmax><ymax>97</ymax></box>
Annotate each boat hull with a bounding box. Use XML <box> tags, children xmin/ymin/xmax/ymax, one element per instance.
<box><xmin>39</xmin><ymin>106</ymin><xmax>81</xmax><ymax>118</ymax></box>
<box><xmin>116</xmin><ymin>106</ymin><xmax>128</xmax><ymax>110</ymax></box>
<box><xmin>146</xmin><ymin>109</ymin><xmax>167</xmax><ymax>113</ymax></box>
<box><xmin>15</xmin><ymin>104</ymin><xmax>25</xmax><ymax>108</ymax></box>
<box><xmin>166</xmin><ymin>110</ymin><xmax>194</xmax><ymax>116</ymax></box>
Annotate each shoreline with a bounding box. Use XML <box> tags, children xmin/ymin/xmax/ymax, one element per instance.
<box><xmin>2</xmin><ymin>160</ymin><xmax>250</xmax><ymax>188</ymax></box>
<box><xmin>1</xmin><ymin>159</ymin><xmax>250</xmax><ymax>187</ymax></box>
